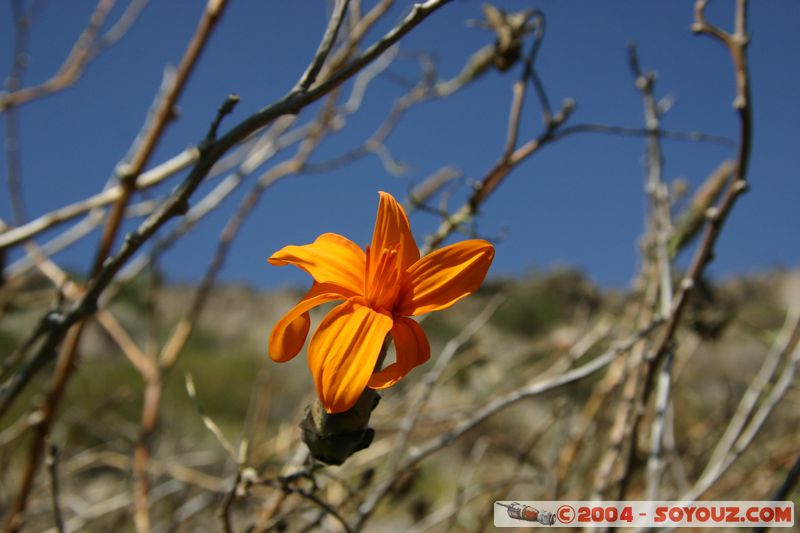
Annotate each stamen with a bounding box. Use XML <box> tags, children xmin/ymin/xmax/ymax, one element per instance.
<box><xmin>366</xmin><ymin>245</ymin><xmax>401</xmax><ymax>310</ymax></box>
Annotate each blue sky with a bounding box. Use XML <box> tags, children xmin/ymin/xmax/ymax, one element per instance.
<box><xmin>1</xmin><ymin>1</ymin><xmax>798</xmax><ymax>289</ymax></box>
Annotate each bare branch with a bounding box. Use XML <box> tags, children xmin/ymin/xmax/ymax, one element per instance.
<box><xmin>355</xmin><ymin>316</ymin><xmax>663</xmax><ymax>531</ymax></box>
<box><xmin>680</xmin><ymin>307</ymin><xmax>800</xmax><ymax>502</ymax></box>
<box><xmin>0</xmin><ymin>148</ymin><xmax>198</xmax><ymax>250</ymax></box>
<box><xmin>614</xmin><ymin>0</ymin><xmax>754</xmax><ymax>500</ymax></box>
<box><xmin>297</xmin><ymin>0</ymin><xmax>351</xmax><ymax>91</ymax></box>
<box><xmin>0</xmin><ymin>0</ymin><xmax>118</xmax><ymax>111</ymax></box>
<box><xmin>45</xmin><ymin>444</ymin><xmax>65</xmax><ymax>533</ymax></box>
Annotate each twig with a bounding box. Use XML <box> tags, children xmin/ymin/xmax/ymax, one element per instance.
<box><xmin>123</xmin><ymin>45</ymin><xmax>394</xmax><ymax>281</ymax></box>
<box><xmin>117</xmin><ymin>118</ymin><xmax>297</xmax><ymax>282</ymax></box>
<box><xmin>625</xmin><ymin>41</ymin><xmax>676</xmax><ymax>501</ymax></box>
<box><xmin>662</xmin><ymin>401</ymin><xmax>690</xmax><ymax>495</ymax></box>
<box><xmin>157</xmin><ymin>102</ymin><xmax>331</xmax><ymax>373</ymax></box>
<box><xmin>4</xmin><ymin>2</ymin><xmax>453</xmax><ymax>528</ymax></box>
<box><xmin>423</xmin><ymin>61</ymin><xmax>575</xmax><ymax>252</ymax></box>
<box><xmin>407</xmin><ymin>317</ymin><xmax>663</xmax><ymax>468</ymax></box>
<box><xmin>524</xmin><ymin>12</ymin><xmax>551</xmax><ymax>123</ymax></box>
<box><xmin>487</xmin><ymin>408</ymin><xmax>561</xmax><ymax>519</ymax></box>
<box><xmin>409</xmin><ymin>477</ymin><xmax>540</xmax><ymax>533</ymax></box>
<box><xmin>542</xmin><ymin>319</ymin><xmax>613</xmax><ymax>378</ymax></box>
<box><xmin>446</xmin><ymin>436</ymin><xmax>489</xmax><ymax>532</ymax></box>
<box><xmin>668</xmin><ymin>160</ymin><xmax>735</xmax><ymax>257</ymax></box>
<box><xmin>403</xmin><ymin>166</ymin><xmax>462</xmax><ymax>212</ymax></box>
<box><xmin>0</xmin><ymin>252</ymin><xmax>151</xmax><ymax>418</ymax></box>
<box><xmin>95</xmin><ymin>0</ymin><xmax>229</xmax><ymax>274</ymax></box>
<box><xmin>255</xmin><ymin>477</ymin><xmax>354</xmax><ymax>533</ymax></box>
<box><xmin>591</xmin><ymin>264</ymin><xmax>660</xmax><ymax>501</ymax></box>
<box><xmin>0</xmin><ymin>148</ymin><xmax>198</xmax><ymax>251</ymax></box>
<box><xmin>384</xmin><ymin>294</ymin><xmax>506</xmax><ymax>476</ymax></box>
<box><xmin>219</xmin><ymin>469</ymin><xmax>242</xmax><ymax>533</ymax></box>
<box><xmin>646</xmin><ymin>348</ymin><xmax>674</xmax><ymax>499</ymax></box>
<box><xmin>184</xmin><ymin>373</ymin><xmax>237</xmax><ymax>462</ymax></box>
<box><xmin>680</xmin><ymin>309</ymin><xmax>800</xmax><ymax>502</ymax></box>
<box><xmin>132</xmin><ymin>370</ymin><xmax>161</xmax><ymax>533</ymax></box>
<box><xmin>303</xmin><ymin>53</ymin><xmax>432</xmax><ymax>175</ymax></box>
<box><xmin>0</xmin><ymin>0</ymin><xmax>117</xmax><ymax>112</ymax></box>
<box><xmin>5</xmin><ymin>211</ymin><xmax>103</xmax><ymax>279</ymax></box>
<box><xmin>218</xmin><ymin>443</ymin><xmax>249</xmax><ymax>533</ymax></box>
<box><xmin>94</xmin><ymin>0</ymin><xmax>150</xmax><ymax>50</ymax></box>
<box><xmin>0</xmin><ymin>411</ymin><xmax>41</xmax><ymax>448</ymax></box>
<box><xmin>63</xmin><ymin>449</ymin><xmax>227</xmax><ymax>493</ymax></box>
<box><xmin>297</xmin><ymin>0</ymin><xmax>351</xmax><ymax>91</ymax></box>
<box><xmin>4</xmin><ymin>0</ymin><xmax>32</xmax><ymax>225</ymax></box>
<box><xmin>6</xmin><ymin>2</ymin><xmax>231</xmax><ymax>528</ymax></box>
<box><xmin>553</xmin><ymin>123</ymin><xmax>735</xmax><ymax>147</ymax></box>
<box><xmin>768</xmin><ymin>454</ymin><xmax>800</xmax><ymax>501</ymax></box>
<box><xmin>205</xmin><ymin>93</ymin><xmax>241</xmax><ymax>143</ymax></box>
<box><xmin>131</xmin><ymin>9</ymin><xmax>433</xmax><ymax>522</ymax></box>
<box><xmin>45</xmin><ymin>444</ymin><xmax>65</xmax><ymax>533</ymax></box>
<box><xmin>354</xmin><ymin>316</ymin><xmax>664</xmax><ymax>531</ymax></box>
<box><xmin>616</xmin><ymin>0</ymin><xmax>754</xmax><ymax>500</ymax></box>
<box><xmin>60</xmin><ymin>480</ymin><xmax>184</xmax><ymax>533</ymax></box>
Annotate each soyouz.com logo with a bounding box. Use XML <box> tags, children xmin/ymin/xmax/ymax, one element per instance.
<box><xmin>493</xmin><ymin>501</ymin><xmax>795</xmax><ymax>528</ymax></box>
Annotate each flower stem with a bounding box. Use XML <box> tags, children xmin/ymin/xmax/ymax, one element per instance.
<box><xmin>300</xmin><ymin>338</ymin><xmax>390</xmax><ymax>465</ymax></box>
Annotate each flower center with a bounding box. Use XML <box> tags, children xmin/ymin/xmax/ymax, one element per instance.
<box><xmin>365</xmin><ymin>245</ymin><xmax>401</xmax><ymax>312</ymax></box>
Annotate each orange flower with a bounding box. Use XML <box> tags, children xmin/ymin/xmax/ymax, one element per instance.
<box><xmin>268</xmin><ymin>191</ymin><xmax>494</xmax><ymax>413</ymax></box>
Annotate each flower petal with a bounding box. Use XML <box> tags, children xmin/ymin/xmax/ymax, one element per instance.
<box><xmin>371</xmin><ymin>192</ymin><xmax>419</xmax><ymax>272</ymax></box>
<box><xmin>269</xmin><ymin>283</ymin><xmax>350</xmax><ymax>362</ymax></box>
<box><xmin>308</xmin><ymin>301</ymin><xmax>393</xmax><ymax>413</ymax></box>
<box><xmin>368</xmin><ymin>317</ymin><xmax>430</xmax><ymax>390</ymax></box>
<box><xmin>397</xmin><ymin>239</ymin><xmax>494</xmax><ymax>316</ymax></box>
<box><xmin>269</xmin><ymin>233</ymin><xmax>366</xmax><ymax>295</ymax></box>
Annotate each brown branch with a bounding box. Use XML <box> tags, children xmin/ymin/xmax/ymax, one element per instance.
<box><xmin>63</xmin><ymin>449</ymin><xmax>226</xmax><ymax>493</ymax></box>
<box><xmin>4</xmin><ymin>2</ymin><xmax>230</xmax><ymax>528</ymax></box>
<box><xmin>302</xmin><ymin>53</ymin><xmax>431</xmax><ymax>175</ymax></box>
<box><xmin>0</xmin><ymin>148</ymin><xmax>198</xmax><ymax>250</ymax></box>
<box><xmin>254</xmin><ymin>476</ymin><xmax>354</xmax><ymax>533</ymax></box>
<box><xmin>403</xmin><ymin>166</ymin><xmax>462</xmax><ymax>211</ymax></box>
<box><xmin>680</xmin><ymin>308</ymin><xmax>800</xmax><ymax>502</ymax></box>
<box><xmin>768</xmin><ymin>454</ymin><xmax>800</xmax><ymax>502</ymax></box>
<box><xmin>418</xmin><ymin>10</ymin><xmax>579</xmax><ymax>252</ymax></box>
<box><xmin>158</xmin><ymin>98</ymin><xmax>332</xmax><ymax>372</ymax></box>
<box><xmin>423</xmin><ymin>96</ymin><xmax>574</xmax><ymax>253</ymax></box>
<box><xmin>95</xmin><ymin>0</ymin><xmax>151</xmax><ymax>51</ymax></box>
<box><xmin>44</xmin><ymin>444</ymin><xmax>65</xmax><ymax>533</ymax></box>
<box><xmin>0</xmin><ymin>0</ymin><xmax>118</xmax><ymax>112</ymax></box>
<box><xmin>94</xmin><ymin>0</ymin><xmax>229</xmax><ymax>275</ymax></box>
<box><xmin>4</xmin><ymin>0</ymin><xmax>32</xmax><ymax>225</ymax></box>
<box><xmin>219</xmin><ymin>469</ymin><xmax>242</xmax><ymax>533</ymax></box>
<box><xmin>591</xmin><ymin>261</ymin><xmax>661</xmax><ymax>500</ymax></box>
<box><xmin>297</xmin><ymin>0</ymin><xmax>351</xmax><ymax>91</ymax></box>
<box><xmin>0</xmin><ymin>241</ymin><xmax>148</xmax><ymax>419</ymax></box>
<box><xmin>625</xmin><ymin>41</ymin><xmax>676</xmax><ymax>501</ymax></box>
<box><xmin>615</xmin><ymin>0</ymin><xmax>753</xmax><ymax>500</ymax></box>
<box><xmin>353</xmin><ymin>317</ymin><xmax>663</xmax><ymax>531</ymax></box>
<box><xmin>553</xmin><ymin>123</ymin><xmax>735</xmax><ymax>147</ymax></box>
<box><xmin>3</xmin><ymin>2</ymin><xmax>453</xmax><ymax>528</ymax></box>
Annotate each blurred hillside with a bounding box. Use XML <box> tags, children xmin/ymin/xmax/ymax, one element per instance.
<box><xmin>1</xmin><ymin>268</ymin><xmax>797</xmax><ymax>531</ymax></box>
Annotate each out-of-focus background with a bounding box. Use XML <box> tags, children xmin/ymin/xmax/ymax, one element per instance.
<box><xmin>1</xmin><ymin>1</ymin><xmax>798</xmax><ymax>287</ymax></box>
<box><xmin>1</xmin><ymin>1</ymin><xmax>798</xmax><ymax>531</ymax></box>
